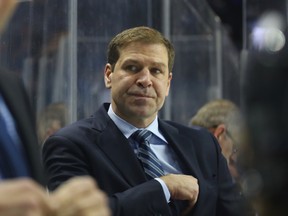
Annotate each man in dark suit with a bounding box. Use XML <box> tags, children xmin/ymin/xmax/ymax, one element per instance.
<box><xmin>0</xmin><ymin>1</ymin><xmax>110</xmax><ymax>215</ymax></box>
<box><xmin>43</xmin><ymin>26</ymin><xmax>251</xmax><ymax>216</ymax></box>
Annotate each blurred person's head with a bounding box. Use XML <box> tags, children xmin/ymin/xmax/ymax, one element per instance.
<box><xmin>37</xmin><ymin>102</ymin><xmax>68</xmax><ymax>146</ymax></box>
<box><xmin>190</xmin><ymin>99</ymin><xmax>246</xmax><ymax>181</ymax></box>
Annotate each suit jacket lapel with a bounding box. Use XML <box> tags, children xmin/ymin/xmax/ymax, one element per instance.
<box><xmin>159</xmin><ymin>120</ymin><xmax>201</xmax><ymax>178</ymax></box>
<box><xmin>92</xmin><ymin>104</ymin><xmax>147</xmax><ymax>186</ymax></box>
<box><xmin>91</xmin><ymin>104</ymin><xmax>203</xmax><ymax>185</ymax></box>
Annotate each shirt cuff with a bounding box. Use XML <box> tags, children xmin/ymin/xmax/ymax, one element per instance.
<box><xmin>155</xmin><ymin>177</ymin><xmax>171</xmax><ymax>202</ymax></box>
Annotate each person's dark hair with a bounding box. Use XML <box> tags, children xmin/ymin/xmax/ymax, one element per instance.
<box><xmin>107</xmin><ymin>26</ymin><xmax>175</xmax><ymax>72</ymax></box>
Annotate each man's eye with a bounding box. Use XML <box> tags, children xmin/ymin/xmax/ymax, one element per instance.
<box><xmin>151</xmin><ymin>68</ymin><xmax>162</xmax><ymax>74</ymax></box>
<box><xmin>126</xmin><ymin>65</ymin><xmax>138</xmax><ymax>72</ymax></box>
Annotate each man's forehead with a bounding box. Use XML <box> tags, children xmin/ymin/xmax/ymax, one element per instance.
<box><xmin>118</xmin><ymin>43</ymin><xmax>168</xmax><ymax>61</ymax></box>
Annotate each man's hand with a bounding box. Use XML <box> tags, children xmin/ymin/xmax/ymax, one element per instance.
<box><xmin>0</xmin><ymin>178</ymin><xmax>54</xmax><ymax>216</ymax></box>
<box><xmin>51</xmin><ymin>176</ymin><xmax>111</xmax><ymax>216</ymax></box>
<box><xmin>160</xmin><ymin>174</ymin><xmax>199</xmax><ymax>214</ymax></box>
<box><xmin>0</xmin><ymin>176</ymin><xmax>110</xmax><ymax>216</ymax></box>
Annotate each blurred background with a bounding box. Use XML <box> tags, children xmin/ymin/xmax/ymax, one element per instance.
<box><xmin>0</xmin><ymin>0</ymin><xmax>286</xmax><ymax>131</ymax></box>
<box><xmin>1</xmin><ymin>1</ymin><xmax>288</xmax><ymax>214</ymax></box>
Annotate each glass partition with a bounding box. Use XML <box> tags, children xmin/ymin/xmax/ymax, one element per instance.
<box><xmin>1</xmin><ymin>0</ymin><xmax>242</xmax><ymax>144</ymax></box>
<box><xmin>169</xmin><ymin>0</ymin><xmax>240</xmax><ymax>124</ymax></box>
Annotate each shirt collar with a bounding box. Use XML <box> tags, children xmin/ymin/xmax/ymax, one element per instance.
<box><xmin>107</xmin><ymin>104</ymin><xmax>167</xmax><ymax>142</ymax></box>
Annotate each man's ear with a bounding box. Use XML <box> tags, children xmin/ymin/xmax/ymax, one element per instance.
<box><xmin>213</xmin><ymin>124</ymin><xmax>226</xmax><ymax>140</ymax></box>
<box><xmin>104</xmin><ymin>64</ymin><xmax>113</xmax><ymax>89</ymax></box>
<box><xmin>165</xmin><ymin>72</ymin><xmax>173</xmax><ymax>96</ymax></box>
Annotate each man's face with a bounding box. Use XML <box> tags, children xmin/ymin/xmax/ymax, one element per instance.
<box><xmin>104</xmin><ymin>42</ymin><xmax>172</xmax><ymax>127</ymax></box>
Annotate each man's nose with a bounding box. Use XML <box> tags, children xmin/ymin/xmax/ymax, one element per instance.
<box><xmin>136</xmin><ymin>69</ymin><xmax>152</xmax><ymax>87</ymax></box>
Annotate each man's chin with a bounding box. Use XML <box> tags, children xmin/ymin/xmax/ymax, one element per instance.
<box><xmin>129</xmin><ymin>106</ymin><xmax>155</xmax><ymax>118</ymax></box>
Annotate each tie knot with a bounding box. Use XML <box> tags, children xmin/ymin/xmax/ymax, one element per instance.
<box><xmin>131</xmin><ymin>129</ymin><xmax>152</xmax><ymax>144</ymax></box>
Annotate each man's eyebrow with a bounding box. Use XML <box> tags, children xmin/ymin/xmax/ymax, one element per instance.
<box><xmin>122</xmin><ymin>59</ymin><xmax>139</xmax><ymax>64</ymax></box>
<box><xmin>122</xmin><ymin>58</ymin><xmax>167</xmax><ymax>68</ymax></box>
<box><xmin>151</xmin><ymin>62</ymin><xmax>166</xmax><ymax>68</ymax></box>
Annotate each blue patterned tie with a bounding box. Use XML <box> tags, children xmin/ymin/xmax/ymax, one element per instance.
<box><xmin>132</xmin><ymin>130</ymin><xmax>165</xmax><ymax>179</ymax></box>
<box><xmin>0</xmin><ymin>100</ymin><xmax>30</xmax><ymax>178</ymax></box>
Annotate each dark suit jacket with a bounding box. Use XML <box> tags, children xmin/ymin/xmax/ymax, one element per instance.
<box><xmin>0</xmin><ymin>69</ymin><xmax>44</xmax><ymax>184</ymax></box>
<box><xmin>43</xmin><ymin>103</ymin><xmax>249</xmax><ymax>216</ymax></box>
